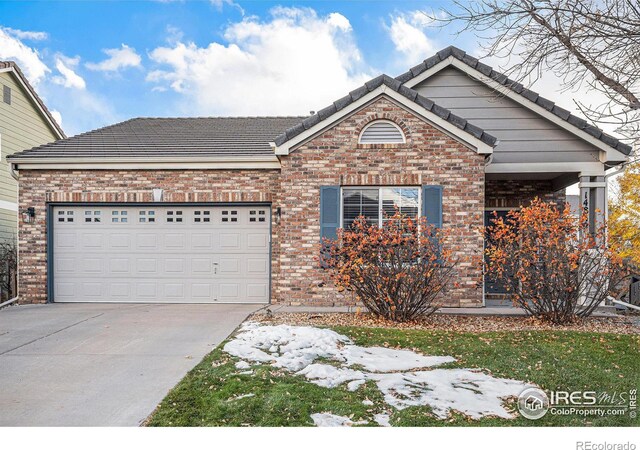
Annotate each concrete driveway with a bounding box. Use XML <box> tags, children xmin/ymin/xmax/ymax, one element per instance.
<box><xmin>0</xmin><ymin>303</ymin><xmax>259</xmax><ymax>426</ymax></box>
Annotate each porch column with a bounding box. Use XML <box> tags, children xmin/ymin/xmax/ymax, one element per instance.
<box><xmin>578</xmin><ymin>174</ymin><xmax>606</xmax><ymax>236</ymax></box>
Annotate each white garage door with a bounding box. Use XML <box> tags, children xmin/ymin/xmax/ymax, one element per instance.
<box><xmin>52</xmin><ymin>205</ymin><xmax>271</xmax><ymax>303</ymax></box>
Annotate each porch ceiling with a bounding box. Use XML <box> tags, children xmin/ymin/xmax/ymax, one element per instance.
<box><xmin>486</xmin><ymin>172</ymin><xmax>579</xmax><ymax>190</ymax></box>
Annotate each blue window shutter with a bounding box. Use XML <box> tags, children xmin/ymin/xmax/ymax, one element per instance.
<box><xmin>422</xmin><ymin>185</ymin><xmax>443</xmax><ymax>228</ymax></box>
<box><xmin>320</xmin><ymin>186</ymin><xmax>340</xmax><ymax>241</ymax></box>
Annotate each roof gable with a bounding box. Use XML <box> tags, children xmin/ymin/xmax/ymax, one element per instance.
<box><xmin>0</xmin><ymin>61</ymin><xmax>65</xmax><ymax>139</ymax></box>
<box><xmin>396</xmin><ymin>46</ymin><xmax>631</xmax><ymax>162</ymax></box>
<box><xmin>272</xmin><ymin>74</ymin><xmax>497</xmax><ymax>155</ymax></box>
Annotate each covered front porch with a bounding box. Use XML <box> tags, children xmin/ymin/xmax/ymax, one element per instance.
<box><xmin>483</xmin><ymin>166</ymin><xmax>608</xmax><ymax>306</ymax></box>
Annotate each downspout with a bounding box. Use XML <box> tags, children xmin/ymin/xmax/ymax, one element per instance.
<box><xmin>481</xmin><ymin>153</ymin><xmax>494</xmax><ymax>307</ymax></box>
<box><xmin>604</xmin><ymin>164</ymin><xmax>625</xmax><ymax>221</ymax></box>
<box><xmin>9</xmin><ymin>162</ymin><xmax>19</xmax><ymax>181</ymax></box>
<box><xmin>604</xmin><ymin>156</ymin><xmax>640</xmax><ymax>221</ymax></box>
<box><xmin>0</xmin><ymin>297</ymin><xmax>19</xmax><ymax>309</ymax></box>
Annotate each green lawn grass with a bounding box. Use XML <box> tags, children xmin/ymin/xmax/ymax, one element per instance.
<box><xmin>146</xmin><ymin>325</ymin><xmax>639</xmax><ymax>427</ymax></box>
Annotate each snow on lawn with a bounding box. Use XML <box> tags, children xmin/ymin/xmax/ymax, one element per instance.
<box><xmin>311</xmin><ymin>413</ymin><xmax>368</xmax><ymax>427</ymax></box>
<box><xmin>224</xmin><ymin>322</ymin><xmax>533</xmax><ymax>422</ymax></box>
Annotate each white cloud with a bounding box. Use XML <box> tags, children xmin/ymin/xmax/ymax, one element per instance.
<box><xmin>147</xmin><ymin>7</ymin><xmax>373</xmax><ymax>116</ymax></box>
<box><xmin>165</xmin><ymin>25</ymin><xmax>184</xmax><ymax>44</ymax></box>
<box><xmin>85</xmin><ymin>44</ymin><xmax>142</xmax><ymax>72</ymax></box>
<box><xmin>387</xmin><ymin>11</ymin><xmax>437</xmax><ymax>64</ymax></box>
<box><xmin>50</xmin><ymin>109</ymin><xmax>63</xmax><ymax>127</ymax></box>
<box><xmin>0</xmin><ymin>27</ymin><xmax>50</xmax><ymax>84</ymax></box>
<box><xmin>210</xmin><ymin>0</ymin><xmax>244</xmax><ymax>15</ymax></box>
<box><xmin>1</xmin><ymin>27</ymin><xmax>48</xmax><ymax>41</ymax></box>
<box><xmin>0</xmin><ymin>28</ymin><xmax>118</xmax><ymax>135</ymax></box>
<box><xmin>52</xmin><ymin>55</ymin><xmax>86</xmax><ymax>90</ymax></box>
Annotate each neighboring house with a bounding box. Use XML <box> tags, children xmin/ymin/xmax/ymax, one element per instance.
<box><xmin>7</xmin><ymin>46</ymin><xmax>630</xmax><ymax>307</ymax></box>
<box><xmin>0</xmin><ymin>61</ymin><xmax>65</xmax><ymax>243</ymax></box>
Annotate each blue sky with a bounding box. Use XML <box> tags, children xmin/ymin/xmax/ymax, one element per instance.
<box><xmin>0</xmin><ymin>0</ymin><xmax>592</xmax><ymax>137</ymax></box>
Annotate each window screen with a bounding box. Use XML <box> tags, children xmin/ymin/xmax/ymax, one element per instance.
<box><xmin>342</xmin><ymin>188</ymin><xmax>379</xmax><ymax>229</ymax></box>
<box><xmin>342</xmin><ymin>187</ymin><xmax>420</xmax><ymax>229</ymax></box>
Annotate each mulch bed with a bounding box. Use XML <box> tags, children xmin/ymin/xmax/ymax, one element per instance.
<box><xmin>250</xmin><ymin>311</ymin><xmax>640</xmax><ymax>335</ymax></box>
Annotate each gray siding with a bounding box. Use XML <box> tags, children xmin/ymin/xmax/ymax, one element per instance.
<box><xmin>413</xmin><ymin>67</ymin><xmax>601</xmax><ymax>164</ymax></box>
<box><xmin>0</xmin><ymin>71</ymin><xmax>58</xmax><ymax>241</ymax></box>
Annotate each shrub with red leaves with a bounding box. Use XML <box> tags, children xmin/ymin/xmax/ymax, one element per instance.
<box><xmin>485</xmin><ymin>198</ymin><xmax>629</xmax><ymax>324</ymax></box>
<box><xmin>322</xmin><ymin>213</ymin><xmax>457</xmax><ymax>322</ymax></box>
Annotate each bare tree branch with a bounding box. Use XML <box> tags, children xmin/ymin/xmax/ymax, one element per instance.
<box><xmin>427</xmin><ymin>0</ymin><xmax>640</xmax><ymax>147</ymax></box>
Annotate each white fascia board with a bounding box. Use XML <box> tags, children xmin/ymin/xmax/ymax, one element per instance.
<box><xmin>486</xmin><ymin>161</ymin><xmax>605</xmax><ymax>175</ymax></box>
<box><xmin>11</xmin><ymin>156</ymin><xmax>282</xmax><ymax>170</ymax></box>
<box><xmin>273</xmin><ymin>85</ymin><xmax>494</xmax><ymax>155</ymax></box>
<box><xmin>0</xmin><ymin>200</ymin><xmax>18</xmax><ymax>212</ymax></box>
<box><xmin>1</xmin><ymin>67</ymin><xmax>65</xmax><ymax>140</ymax></box>
<box><xmin>403</xmin><ymin>58</ymin><xmax>629</xmax><ymax>163</ymax></box>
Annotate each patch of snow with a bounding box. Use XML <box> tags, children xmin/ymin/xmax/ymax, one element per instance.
<box><xmin>373</xmin><ymin>413</ymin><xmax>391</xmax><ymax>427</ymax></box>
<box><xmin>238</xmin><ymin>370</ymin><xmax>253</xmax><ymax>375</ymax></box>
<box><xmin>225</xmin><ymin>322</ymin><xmax>534</xmax><ymax>420</ymax></box>
<box><xmin>311</xmin><ymin>413</ymin><xmax>367</xmax><ymax>427</ymax></box>
<box><xmin>370</xmin><ymin>369</ymin><xmax>527</xmax><ymax>418</ymax></box>
<box><xmin>362</xmin><ymin>399</ymin><xmax>374</xmax><ymax>406</ymax></box>
<box><xmin>347</xmin><ymin>379</ymin><xmax>367</xmax><ymax>391</ymax></box>
<box><xmin>235</xmin><ymin>360</ymin><xmax>251</xmax><ymax>370</ymax></box>
<box><xmin>298</xmin><ymin>363</ymin><xmax>364</xmax><ymax>389</ymax></box>
<box><xmin>343</xmin><ymin>346</ymin><xmax>455</xmax><ymax>372</ymax></box>
<box><xmin>224</xmin><ymin>322</ymin><xmax>351</xmax><ymax>372</ymax></box>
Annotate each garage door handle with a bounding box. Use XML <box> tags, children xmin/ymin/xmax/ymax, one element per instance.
<box><xmin>213</xmin><ymin>262</ymin><xmax>218</xmax><ymax>275</ymax></box>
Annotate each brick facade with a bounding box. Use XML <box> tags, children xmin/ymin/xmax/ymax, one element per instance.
<box><xmin>485</xmin><ymin>179</ymin><xmax>566</xmax><ymax>209</ymax></box>
<box><xmin>17</xmin><ymin>169</ymin><xmax>280</xmax><ymax>304</ymax></box>
<box><xmin>18</xmin><ymin>97</ymin><xmax>563</xmax><ymax>307</ymax></box>
<box><xmin>277</xmin><ymin>97</ymin><xmax>485</xmax><ymax>307</ymax></box>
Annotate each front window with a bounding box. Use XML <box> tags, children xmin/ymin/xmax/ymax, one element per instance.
<box><xmin>342</xmin><ymin>187</ymin><xmax>420</xmax><ymax>229</ymax></box>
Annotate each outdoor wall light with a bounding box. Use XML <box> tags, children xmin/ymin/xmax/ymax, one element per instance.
<box><xmin>276</xmin><ymin>206</ymin><xmax>282</xmax><ymax>224</ymax></box>
<box><xmin>22</xmin><ymin>207</ymin><xmax>35</xmax><ymax>224</ymax></box>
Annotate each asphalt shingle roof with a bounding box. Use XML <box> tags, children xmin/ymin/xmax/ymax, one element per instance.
<box><xmin>9</xmin><ymin>116</ymin><xmax>305</xmax><ymax>159</ymax></box>
<box><xmin>395</xmin><ymin>46</ymin><xmax>632</xmax><ymax>156</ymax></box>
<box><xmin>274</xmin><ymin>74</ymin><xmax>498</xmax><ymax>148</ymax></box>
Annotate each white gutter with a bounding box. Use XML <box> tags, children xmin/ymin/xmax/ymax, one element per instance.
<box><xmin>8</xmin><ymin>154</ymin><xmax>280</xmax><ymax>164</ymax></box>
<box><xmin>9</xmin><ymin>155</ymin><xmax>282</xmax><ymax>171</ymax></box>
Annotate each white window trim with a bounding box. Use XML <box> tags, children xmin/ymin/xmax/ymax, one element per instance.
<box><xmin>340</xmin><ymin>186</ymin><xmax>421</xmax><ymax>229</ymax></box>
<box><xmin>358</xmin><ymin>119</ymin><xmax>406</xmax><ymax>144</ymax></box>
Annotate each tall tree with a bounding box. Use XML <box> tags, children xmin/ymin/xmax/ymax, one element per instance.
<box><xmin>608</xmin><ymin>164</ymin><xmax>640</xmax><ymax>264</ymax></box>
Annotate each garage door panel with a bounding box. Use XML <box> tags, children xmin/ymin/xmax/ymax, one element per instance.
<box><xmin>55</xmin><ymin>232</ymin><xmax>76</xmax><ymax>249</ymax></box>
<box><xmin>82</xmin><ymin>258</ymin><xmax>103</xmax><ymax>274</ymax></box>
<box><xmin>219</xmin><ymin>232</ymin><xmax>240</xmax><ymax>250</ymax></box>
<box><xmin>110</xmin><ymin>258</ymin><xmax>130</xmax><ymax>274</ymax></box>
<box><xmin>247</xmin><ymin>257</ymin><xmax>269</xmax><ymax>275</ymax></box>
<box><xmin>53</xmin><ymin>205</ymin><xmax>270</xmax><ymax>303</ymax></box>
<box><xmin>191</xmin><ymin>233</ymin><xmax>214</xmax><ymax>250</ymax></box>
<box><xmin>247</xmin><ymin>283</ymin><xmax>269</xmax><ymax>300</ymax></box>
<box><xmin>136</xmin><ymin>233</ymin><xmax>159</xmax><ymax>250</ymax></box>
<box><xmin>247</xmin><ymin>233</ymin><xmax>268</xmax><ymax>250</ymax></box>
